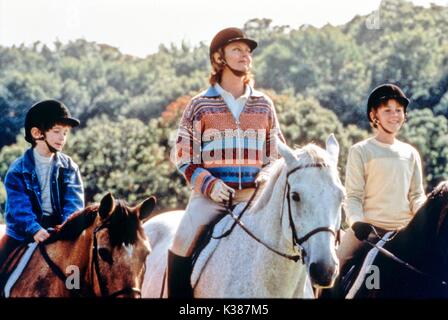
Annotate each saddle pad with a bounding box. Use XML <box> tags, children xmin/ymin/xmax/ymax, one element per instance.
<box><xmin>4</xmin><ymin>242</ymin><xmax>38</xmax><ymax>297</ymax></box>
<box><xmin>345</xmin><ymin>231</ymin><xmax>393</xmax><ymax>299</ymax></box>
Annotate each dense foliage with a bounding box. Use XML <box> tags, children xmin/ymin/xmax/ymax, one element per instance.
<box><xmin>1</xmin><ymin>0</ymin><xmax>447</xmax><ymax>213</ymax></box>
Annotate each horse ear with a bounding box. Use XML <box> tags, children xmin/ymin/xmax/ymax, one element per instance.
<box><xmin>137</xmin><ymin>196</ymin><xmax>157</xmax><ymax>222</ymax></box>
<box><xmin>277</xmin><ymin>137</ymin><xmax>297</xmax><ymax>166</ymax></box>
<box><xmin>326</xmin><ymin>133</ymin><xmax>339</xmax><ymax>166</ymax></box>
<box><xmin>99</xmin><ymin>193</ymin><xmax>115</xmax><ymax>220</ymax></box>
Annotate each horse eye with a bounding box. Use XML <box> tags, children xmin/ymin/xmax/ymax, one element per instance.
<box><xmin>291</xmin><ymin>192</ymin><xmax>301</xmax><ymax>202</ymax></box>
<box><xmin>98</xmin><ymin>248</ymin><xmax>114</xmax><ymax>265</ymax></box>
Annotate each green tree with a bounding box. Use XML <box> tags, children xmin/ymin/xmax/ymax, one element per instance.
<box><xmin>243</xmin><ymin>18</ymin><xmax>290</xmax><ymax>49</ymax></box>
<box><xmin>0</xmin><ymin>71</ymin><xmax>59</xmax><ymax>147</ymax></box>
<box><xmin>271</xmin><ymin>92</ymin><xmax>369</xmax><ymax>180</ymax></box>
<box><xmin>399</xmin><ymin>108</ymin><xmax>448</xmax><ymax>191</ymax></box>
<box><xmin>255</xmin><ymin>26</ymin><xmax>370</xmax><ymax>125</ymax></box>
<box><xmin>0</xmin><ymin>134</ymin><xmax>27</xmax><ymax>220</ymax></box>
<box><xmin>0</xmin><ymin>133</ymin><xmax>27</xmax><ymax>179</ymax></box>
<box><xmin>434</xmin><ymin>91</ymin><xmax>448</xmax><ymax>117</ymax></box>
<box><xmin>66</xmin><ymin>116</ymin><xmax>189</xmax><ymax>210</ymax></box>
<box><xmin>344</xmin><ymin>0</ymin><xmax>448</xmax><ymax>111</ymax></box>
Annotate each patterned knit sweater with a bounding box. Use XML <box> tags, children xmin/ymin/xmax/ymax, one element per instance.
<box><xmin>173</xmin><ymin>85</ymin><xmax>284</xmax><ymax>197</ymax></box>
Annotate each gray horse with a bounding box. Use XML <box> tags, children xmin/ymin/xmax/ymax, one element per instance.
<box><xmin>142</xmin><ymin>135</ymin><xmax>344</xmax><ymax>298</ymax></box>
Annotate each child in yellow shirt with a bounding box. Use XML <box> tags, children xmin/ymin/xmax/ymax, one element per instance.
<box><xmin>338</xmin><ymin>83</ymin><xmax>427</xmax><ymax>271</ymax></box>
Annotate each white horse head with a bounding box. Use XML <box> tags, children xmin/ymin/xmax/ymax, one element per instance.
<box><xmin>273</xmin><ymin>134</ymin><xmax>343</xmax><ymax>288</ymax></box>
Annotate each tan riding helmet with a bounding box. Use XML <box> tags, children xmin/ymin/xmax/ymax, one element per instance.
<box><xmin>209</xmin><ymin>27</ymin><xmax>258</xmax><ymax>62</ymax></box>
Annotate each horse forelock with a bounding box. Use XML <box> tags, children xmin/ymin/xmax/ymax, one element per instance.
<box><xmin>298</xmin><ymin>144</ymin><xmax>332</xmax><ymax>167</ymax></box>
<box><xmin>108</xmin><ymin>200</ymin><xmax>142</xmax><ymax>247</ymax></box>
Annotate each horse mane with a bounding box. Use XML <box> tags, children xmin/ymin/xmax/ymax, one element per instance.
<box><xmin>405</xmin><ymin>181</ymin><xmax>448</xmax><ymax>235</ymax></box>
<box><xmin>250</xmin><ymin>143</ymin><xmax>331</xmax><ymax>213</ymax></box>
<box><xmin>47</xmin><ymin>199</ymin><xmax>145</xmax><ymax>246</ymax></box>
<box><xmin>429</xmin><ymin>181</ymin><xmax>448</xmax><ymax>235</ymax></box>
<box><xmin>434</xmin><ymin>182</ymin><xmax>448</xmax><ymax>280</ymax></box>
<box><xmin>394</xmin><ymin>181</ymin><xmax>448</xmax><ymax>259</ymax></box>
<box><xmin>48</xmin><ymin>205</ymin><xmax>99</xmax><ymax>242</ymax></box>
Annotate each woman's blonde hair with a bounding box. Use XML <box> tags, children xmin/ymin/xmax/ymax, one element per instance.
<box><xmin>208</xmin><ymin>48</ymin><xmax>254</xmax><ymax>86</ymax></box>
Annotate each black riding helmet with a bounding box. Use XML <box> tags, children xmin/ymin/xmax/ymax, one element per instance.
<box><xmin>367</xmin><ymin>84</ymin><xmax>410</xmax><ymax>123</ymax></box>
<box><xmin>24</xmin><ymin>99</ymin><xmax>80</xmax><ymax>144</ymax></box>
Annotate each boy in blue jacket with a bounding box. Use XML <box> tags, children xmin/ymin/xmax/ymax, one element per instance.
<box><xmin>0</xmin><ymin>100</ymin><xmax>84</xmax><ymax>271</ymax></box>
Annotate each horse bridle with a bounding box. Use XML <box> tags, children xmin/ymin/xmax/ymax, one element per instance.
<box><xmin>39</xmin><ymin>216</ymin><xmax>142</xmax><ymax>298</ymax></box>
<box><xmin>219</xmin><ymin>162</ymin><xmax>339</xmax><ymax>264</ymax></box>
<box><xmin>284</xmin><ymin>163</ymin><xmax>338</xmax><ymax>261</ymax></box>
<box><xmin>92</xmin><ymin>221</ymin><xmax>142</xmax><ymax>298</ymax></box>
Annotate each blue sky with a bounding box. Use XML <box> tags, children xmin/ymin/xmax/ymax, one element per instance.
<box><xmin>0</xmin><ymin>0</ymin><xmax>446</xmax><ymax>57</ymax></box>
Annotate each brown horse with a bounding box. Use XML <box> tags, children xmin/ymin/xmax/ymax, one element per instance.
<box><xmin>2</xmin><ymin>193</ymin><xmax>156</xmax><ymax>297</ymax></box>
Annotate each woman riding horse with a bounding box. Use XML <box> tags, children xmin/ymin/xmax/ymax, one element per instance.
<box><xmin>168</xmin><ymin>27</ymin><xmax>285</xmax><ymax>298</ymax></box>
<box><xmin>142</xmin><ymin>135</ymin><xmax>344</xmax><ymax>298</ymax></box>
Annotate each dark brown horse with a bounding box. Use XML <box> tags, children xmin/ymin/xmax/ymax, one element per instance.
<box><xmin>326</xmin><ymin>181</ymin><xmax>448</xmax><ymax>298</ymax></box>
<box><xmin>1</xmin><ymin>193</ymin><xmax>157</xmax><ymax>297</ymax></box>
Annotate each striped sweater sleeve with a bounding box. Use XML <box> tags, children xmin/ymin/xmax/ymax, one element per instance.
<box><xmin>173</xmin><ymin>99</ymin><xmax>218</xmax><ymax>197</ymax></box>
<box><xmin>264</xmin><ymin>97</ymin><xmax>286</xmax><ymax>166</ymax></box>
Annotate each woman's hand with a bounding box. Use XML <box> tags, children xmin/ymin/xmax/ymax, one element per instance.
<box><xmin>210</xmin><ymin>180</ymin><xmax>235</xmax><ymax>203</ymax></box>
<box><xmin>255</xmin><ymin>172</ymin><xmax>270</xmax><ymax>187</ymax></box>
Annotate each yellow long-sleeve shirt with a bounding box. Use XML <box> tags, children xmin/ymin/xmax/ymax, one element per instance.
<box><xmin>344</xmin><ymin>137</ymin><xmax>427</xmax><ymax>230</ymax></box>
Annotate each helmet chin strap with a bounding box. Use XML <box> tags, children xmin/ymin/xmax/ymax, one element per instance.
<box><xmin>221</xmin><ymin>59</ymin><xmax>248</xmax><ymax>77</ymax></box>
<box><xmin>374</xmin><ymin>119</ymin><xmax>395</xmax><ymax>135</ymax></box>
<box><xmin>35</xmin><ymin>135</ymin><xmax>58</xmax><ymax>153</ymax></box>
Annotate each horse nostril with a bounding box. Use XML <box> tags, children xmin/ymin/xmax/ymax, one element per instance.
<box><xmin>309</xmin><ymin>262</ymin><xmax>319</xmax><ymax>280</ymax></box>
<box><xmin>309</xmin><ymin>262</ymin><xmax>336</xmax><ymax>287</ymax></box>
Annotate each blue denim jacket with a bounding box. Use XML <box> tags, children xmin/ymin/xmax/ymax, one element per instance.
<box><xmin>4</xmin><ymin>148</ymin><xmax>84</xmax><ymax>241</ymax></box>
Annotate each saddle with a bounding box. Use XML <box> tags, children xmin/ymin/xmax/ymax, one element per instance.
<box><xmin>191</xmin><ymin>207</ymin><xmax>234</xmax><ymax>267</ymax></box>
<box><xmin>339</xmin><ymin>248</ymin><xmax>371</xmax><ymax>297</ymax></box>
<box><xmin>319</xmin><ymin>230</ymin><xmax>394</xmax><ymax>299</ymax></box>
